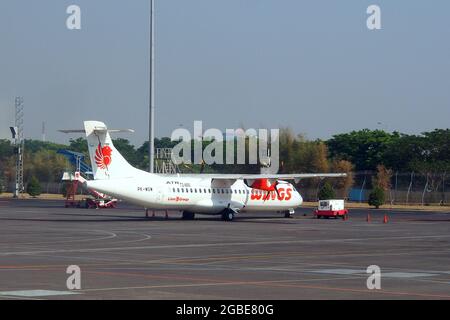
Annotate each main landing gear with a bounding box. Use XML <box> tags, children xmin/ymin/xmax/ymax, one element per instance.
<box><xmin>182</xmin><ymin>211</ymin><xmax>195</xmax><ymax>220</ymax></box>
<box><xmin>284</xmin><ymin>208</ymin><xmax>295</xmax><ymax>218</ymax></box>
<box><xmin>145</xmin><ymin>209</ymin><xmax>168</xmax><ymax>219</ymax></box>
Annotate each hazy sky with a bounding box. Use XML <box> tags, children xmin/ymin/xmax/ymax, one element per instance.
<box><xmin>1</xmin><ymin>0</ymin><xmax>449</xmax><ymax>145</ymax></box>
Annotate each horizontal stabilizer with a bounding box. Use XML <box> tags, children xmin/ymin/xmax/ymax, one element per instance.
<box><xmin>59</xmin><ymin>129</ymin><xmax>135</xmax><ymax>134</ymax></box>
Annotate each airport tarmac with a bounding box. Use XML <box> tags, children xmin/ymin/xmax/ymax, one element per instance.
<box><xmin>0</xmin><ymin>198</ymin><xmax>449</xmax><ymax>300</ymax></box>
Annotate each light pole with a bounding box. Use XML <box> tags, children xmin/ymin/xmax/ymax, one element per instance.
<box><xmin>148</xmin><ymin>0</ymin><xmax>155</xmax><ymax>173</ymax></box>
<box><xmin>9</xmin><ymin>126</ymin><xmax>18</xmax><ymax>197</ymax></box>
<box><xmin>11</xmin><ymin>97</ymin><xmax>24</xmax><ymax>198</ymax></box>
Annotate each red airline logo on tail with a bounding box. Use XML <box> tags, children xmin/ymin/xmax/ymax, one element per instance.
<box><xmin>95</xmin><ymin>144</ymin><xmax>112</xmax><ymax>169</ymax></box>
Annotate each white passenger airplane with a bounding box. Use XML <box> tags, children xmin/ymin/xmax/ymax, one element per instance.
<box><xmin>71</xmin><ymin>121</ymin><xmax>346</xmax><ymax>221</ymax></box>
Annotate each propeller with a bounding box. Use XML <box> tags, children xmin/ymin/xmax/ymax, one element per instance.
<box><xmin>248</xmin><ymin>178</ymin><xmax>290</xmax><ymax>201</ymax></box>
<box><xmin>263</xmin><ymin>181</ymin><xmax>280</xmax><ymax>201</ymax></box>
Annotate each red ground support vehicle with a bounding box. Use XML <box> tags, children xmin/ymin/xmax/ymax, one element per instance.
<box><xmin>83</xmin><ymin>198</ymin><xmax>118</xmax><ymax>209</ymax></box>
<box><xmin>314</xmin><ymin>200</ymin><xmax>349</xmax><ymax>219</ymax></box>
<box><xmin>62</xmin><ymin>172</ymin><xmax>118</xmax><ymax>209</ymax></box>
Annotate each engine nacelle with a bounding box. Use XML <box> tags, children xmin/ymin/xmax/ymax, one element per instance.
<box><xmin>245</xmin><ymin>178</ymin><xmax>278</xmax><ymax>191</ymax></box>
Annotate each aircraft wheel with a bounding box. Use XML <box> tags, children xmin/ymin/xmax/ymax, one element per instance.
<box><xmin>222</xmin><ymin>211</ymin><xmax>234</xmax><ymax>221</ymax></box>
<box><xmin>182</xmin><ymin>211</ymin><xmax>195</xmax><ymax>220</ymax></box>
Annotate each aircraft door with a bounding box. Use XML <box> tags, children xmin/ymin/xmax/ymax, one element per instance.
<box><xmin>156</xmin><ymin>186</ymin><xmax>164</xmax><ymax>203</ymax></box>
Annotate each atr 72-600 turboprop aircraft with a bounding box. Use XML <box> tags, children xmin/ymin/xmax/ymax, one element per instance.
<box><xmin>71</xmin><ymin>121</ymin><xmax>345</xmax><ymax>221</ymax></box>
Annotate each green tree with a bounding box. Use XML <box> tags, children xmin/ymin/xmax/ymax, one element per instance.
<box><xmin>136</xmin><ymin>138</ymin><xmax>181</xmax><ymax>170</ymax></box>
<box><xmin>23</xmin><ymin>150</ymin><xmax>68</xmax><ymax>184</ymax></box>
<box><xmin>0</xmin><ymin>171</ymin><xmax>5</xmax><ymax>194</ymax></box>
<box><xmin>0</xmin><ymin>140</ymin><xmax>14</xmax><ymax>160</ymax></box>
<box><xmin>24</xmin><ymin>140</ymin><xmax>66</xmax><ymax>153</ymax></box>
<box><xmin>113</xmin><ymin>138</ymin><xmax>139</xmax><ymax>166</ymax></box>
<box><xmin>318</xmin><ymin>182</ymin><xmax>336</xmax><ymax>200</ymax></box>
<box><xmin>279</xmin><ymin>128</ymin><xmax>297</xmax><ymax>173</ymax></box>
<box><xmin>368</xmin><ymin>186</ymin><xmax>385</xmax><ymax>209</ymax></box>
<box><xmin>330</xmin><ymin>159</ymin><xmax>354</xmax><ymax>198</ymax></box>
<box><xmin>383</xmin><ymin>130</ymin><xmax>450</xmax><ymax>173</ymax></box>
<box><xmin>327</xmin><ymin>129</ymin><xmax>400</xmax><ymax>171</ymax></box>
<box><xmin>68</xmin><ymin>137</ymin><xmax>89</xmax><ymax>154</ymax></box>
<box><xmin>27</xmin><ymin>176</ymin><xmax>42</xmax><ymax>197</ymax></box>
<box><xmin>382</xmin><ymin>134</ymin><xmax>423</xmax><ymax>171</ymax></box>
<box><xmin>373</xmin><ymin>164</ymin><xmax>392</xmax><ymax>191</ymax></box>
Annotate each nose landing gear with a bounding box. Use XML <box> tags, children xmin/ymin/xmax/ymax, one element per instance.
<box><xmin>221</xmin><ymin>210</ymin><xmax>235</xmax><ymax>221</ymax></box>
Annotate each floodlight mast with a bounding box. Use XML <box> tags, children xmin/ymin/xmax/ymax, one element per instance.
<box><xmin>148</xmin><ymin>0</ymin><xmax>155</xmax><ymax>173</ymax></box>
<box><xmin>13</xmin><ymin>97</ymin><xmax>24</xmax><ymax>198</ymax></box>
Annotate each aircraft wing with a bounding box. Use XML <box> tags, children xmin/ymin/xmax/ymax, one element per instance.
<box><xmin>164</xmin><ymin>173</ymin><xmax>347</xmax><ymax>182</ymax></box>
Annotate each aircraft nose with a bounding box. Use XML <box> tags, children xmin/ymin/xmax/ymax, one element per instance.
<box><xmin>296</xmin><ymin>192</ymin><xmax>303</xmax><ymax>207</ymax></box>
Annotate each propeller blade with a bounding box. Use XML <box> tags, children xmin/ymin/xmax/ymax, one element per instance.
<box><xmin>274</xmin><ymin>184</ymin><xmax>280</xmax><ymax>198</ymax></box>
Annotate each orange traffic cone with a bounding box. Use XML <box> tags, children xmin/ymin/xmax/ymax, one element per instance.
<box><xmin>383</xmin><ymin>213</ymin><xmax>389</xmax><ymax>224</ymax></box>
<box><xmin>367</xmin><ymin>213</ymin><xmax>371</xmax><ymax>223</ymax></box>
